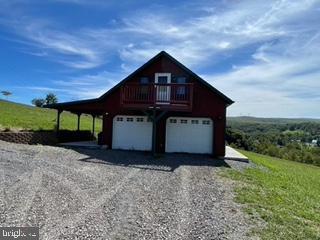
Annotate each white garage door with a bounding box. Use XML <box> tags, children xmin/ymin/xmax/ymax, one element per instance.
<box><xmin>112</xmin><ymin>115</ymin><xmax>152</xmax><ymax>151</ymax></box>
<box><xmin>166</xmin><ymin>117</ymin><xmax>213</xmax><ymax>154</ymax></box>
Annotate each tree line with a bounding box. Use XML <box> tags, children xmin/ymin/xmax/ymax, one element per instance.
<box><xmin>32</xmin><ymin>93</ymin><xmax>58</xmax><ymax>107</ymax></box>
<box><xmin>1</xmin><ymin>91</ymin><xmax>12</xmax><ymax>99</ymax></box>
<box><xmin>226</xmin><ymin>121</ymin><xmax>320</xmax><ymax>166</ymax></box>
<box><xmin>1</xmin><ymin>90</ymin><xmax>58</xmax><ymax>107</ymax></box>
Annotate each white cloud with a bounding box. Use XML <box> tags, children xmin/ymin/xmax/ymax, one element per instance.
<box><xmin>114</xmin><ymin>0</ymin><xmax>320</xmax><ymax>69</ymax></box>
<box><xmin>3</xmin><ymin>0</ymin><xmax>318</xmax><ymax>69</ymax></box>
<box><xmin>203</xmin><ymin>33</ymin><xmax>320</xmax><ymax>117</ymax></box>
<box><xmin>26</xmin><ymin>70</ymin><xmax>127</xmax><ymax>99</ymax></box>
<box><xmin>0</xmin><ymin>17</ymin><xmax>119</xmax><ymax>69</ymax></box>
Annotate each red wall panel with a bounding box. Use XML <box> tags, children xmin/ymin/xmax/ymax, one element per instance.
<box><xmin>99</xmin><ymin>55</ymin><xmax>228</xmax><ymax>157</ymax></box>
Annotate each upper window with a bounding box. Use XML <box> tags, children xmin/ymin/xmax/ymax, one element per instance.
<box><xmin>176</xmin><ymin>76</ymin><xmax>186</xmax><ymax>83</ymax></box>
<box><xmin>140</xmin><ymin>77</ymin><xmax>149</xmax><ymax>84</ymax></box>
<box><xmin>172</xmin><ymin>76</ymin><xmax>187</xmax><ymax>84</ymax></box>
<box><xmin>155</xmin><ymin>73</ymin><xmax>171</xmax><ymax>84</ymax></box>
<box><xmin>176</xmin><ymin>76</ymin><xmax>187</xmax><ymax>95</ymax></box>
<box><xmin>157</xmin><ymin>76</ymin><xmax>168</xmax><ymax>84</ymax></box>
<box><xmin>140</xmin><ymin>77</ymin><xmax>149</xmax><ymax>98</ymax></box>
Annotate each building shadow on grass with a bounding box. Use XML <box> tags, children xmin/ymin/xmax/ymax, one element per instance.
<box><xmin>66</xmin><ymin>147</ymin><xmax>231</xmax><ymax>172</ymax></box>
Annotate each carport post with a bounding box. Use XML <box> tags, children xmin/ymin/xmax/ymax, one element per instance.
<box><xmin>77</xmin><ymin>113</ymin><xmax>81</xmax><ymax>131</ymax></box>
<box><xmin>56</xmin><ymin>109</ymin><xmax>62</xmax><ymax>132</ymax></box>
<box><xmin>92</xmin><ymin>114</ymin><xmax>96</xmax><ymax>136</ymax></box>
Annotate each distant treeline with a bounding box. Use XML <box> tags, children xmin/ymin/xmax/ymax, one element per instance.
<box><xmin>226</xmin><ymin>119</ymin><xmax>320</xmax><ymax>166</ymax></box>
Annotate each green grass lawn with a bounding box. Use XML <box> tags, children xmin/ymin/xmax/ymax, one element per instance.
<box><xmin>0</xmin><ymin>100</ymin><xmax>102</xmax><ymax>132</ymax></box>
<box><xmin>224</xmin><ymin>151</ymin><xmax>320</xmax><ymax>239</ymax></box>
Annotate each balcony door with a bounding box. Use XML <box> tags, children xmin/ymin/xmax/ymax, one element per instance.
<box><xmin>155</xmin><ymin>73</ymin><xmax>171</xmax><ymax>103</ymax></box>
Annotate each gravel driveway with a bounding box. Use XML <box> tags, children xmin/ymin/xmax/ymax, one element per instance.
<box><xmin>0</xmin><ymin>141</ymin><xmax>254</xmax><ymax>239</ymax></box>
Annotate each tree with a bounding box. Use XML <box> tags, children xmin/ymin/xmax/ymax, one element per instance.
<box><xmin>1</xmin><ymin>91</ymin><xmax>12</xmax><ymax>100</ymax></box>
<box><xmin>31</xmin><ymin>98</ymin><xmax>45</xmax><ymax>107</ymax></box>
<box><xmin>45</xmin><ymin>93</ymin><xmax>58</xmax><ymax>105</ymax></box>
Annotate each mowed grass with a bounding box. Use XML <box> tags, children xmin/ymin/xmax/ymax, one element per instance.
<box><xmin>225</xmin><ymin>151</ymin><xmax>320</xmax><ymax>239</ymax></box>
<box><xmin>0</xmin><ymin>100</ymin><xmax>102</xmax><ymax>132</ymax></box>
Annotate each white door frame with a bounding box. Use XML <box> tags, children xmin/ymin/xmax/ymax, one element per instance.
<box><xmin>155</xmin><ymin>73</ymin><xmax>171</xmax><ymax>103</ymax></box>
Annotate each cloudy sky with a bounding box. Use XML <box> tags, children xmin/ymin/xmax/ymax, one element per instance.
<box><xmin>0</xmin><ymin>0</ymin><xmax>319</xmax><ymax>118</ymax></box>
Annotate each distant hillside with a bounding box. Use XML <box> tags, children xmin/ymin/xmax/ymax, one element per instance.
<box><xmin>227</xmin><ymin>116</ymin><xmax>320</xmax><ymax>137</ymax></box>
<box><xmin>226</xmin><ymin>115</ymin><xmax>320</xmax><ymax>166</ymax></box>
<box><xmin>227</xmin><ymin>116</ymin><xmax>320</xmax><ymax>138</ymax></box>
<box><xmin>0</xmin><ymin>100</ymin><xmax>102</xmax><ymax>132</ymax></box>
<box><xmin>227</xmin><ymin>116</ymin><xmax>320</xmax><ymax>125</ymax></box>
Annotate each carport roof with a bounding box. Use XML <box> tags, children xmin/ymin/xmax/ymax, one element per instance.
<box><xmin>45</xmin><ymin>98</ymin><xmax>105</xmax><ymax>115</ymax></box>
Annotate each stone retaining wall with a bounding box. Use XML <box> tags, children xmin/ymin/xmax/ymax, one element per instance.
<box><xmin>0</xmin><ymin>130</ymin><xmax>96</xmax><ymax>145</ymax></box>
<box><xmin>0</xmin><ymin>131</ymin><xmax>57</xmax><ymax>145</ymax></box>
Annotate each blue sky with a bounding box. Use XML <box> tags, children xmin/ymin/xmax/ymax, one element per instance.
<box><xmin>0</xmin><ymin>0</ymin><xmax>319</xmax><ymax>118</ymax></box>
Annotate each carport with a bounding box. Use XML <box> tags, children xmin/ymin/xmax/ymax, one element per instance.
<box><xmin>45</xmin><ymin>98</ymin><xmax>106</xmax><ymax>138</ymax></box>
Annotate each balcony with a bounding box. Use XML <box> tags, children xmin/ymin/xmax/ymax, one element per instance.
<box><xmin>120</xmin><ymin>83</ymin><xmax>194</xmax><ymax>111</ymax></box>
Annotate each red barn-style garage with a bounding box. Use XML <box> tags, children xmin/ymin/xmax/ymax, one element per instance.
<box><xmin>46</xmin><ymin>51</ymin><xmax>234</xmax><ymax>157</ymax></box>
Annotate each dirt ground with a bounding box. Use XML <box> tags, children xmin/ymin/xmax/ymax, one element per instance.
<box><xmin>0</xmin><ymin>141</ymin><xmax>255</xmax><ymax>239</ymax></box>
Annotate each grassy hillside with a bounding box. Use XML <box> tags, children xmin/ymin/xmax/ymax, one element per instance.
<box><xmin>224</xmin><ymin>151</ymin><xmax>320</xmax><ymax>240</ymax></box>
<box><xmin>0</xmin><ymin>100</ymin><xmax>102</xmax><ymax>132</ymax></box>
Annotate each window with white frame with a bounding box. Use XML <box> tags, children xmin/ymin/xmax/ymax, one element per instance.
<box><xmin>155</xmin><ymin>73</ymin><xmax>171</xmax><ymax>84</ymax></box>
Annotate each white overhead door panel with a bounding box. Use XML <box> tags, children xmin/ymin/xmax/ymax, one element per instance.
<box><xmin>112</xmin><ymin>115</ymin><xmax>152</xmax><ymax>151</ymax></box>
<box><xmin>166</xmin><ymin>117</ymin><xmax>213</xmax><ymax>154</ymax></box>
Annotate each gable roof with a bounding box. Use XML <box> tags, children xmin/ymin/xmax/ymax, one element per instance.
<box><xmin>163</xmin><ymin>51</ymin><xmax>234</xmax><ymax>105</ymax></box>
<box><xmin>45</xmin><ymin>51</ymin><xmax>234</xmax><ymax>109</ymax></box>
<box><xmin>99</xmin><ymin>51</ymin><xmax>234</xmax><ymax>105</ymax></box>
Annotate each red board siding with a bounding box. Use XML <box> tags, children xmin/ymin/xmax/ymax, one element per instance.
<box><xmin>100</xmin><ymin>55</ymin><xmax>228</xmax><ymax>157</ymax></box>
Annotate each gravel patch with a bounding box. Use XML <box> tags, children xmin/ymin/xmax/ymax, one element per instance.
<box><xmin>0</xmin><ymin>140</ymin><xmax>257</xmax><ymax>239</ymax></box>
<box><xmin>224</xmin><ymin>159</ymin><xmax>255</xmax><ymax>172</ymax></box>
